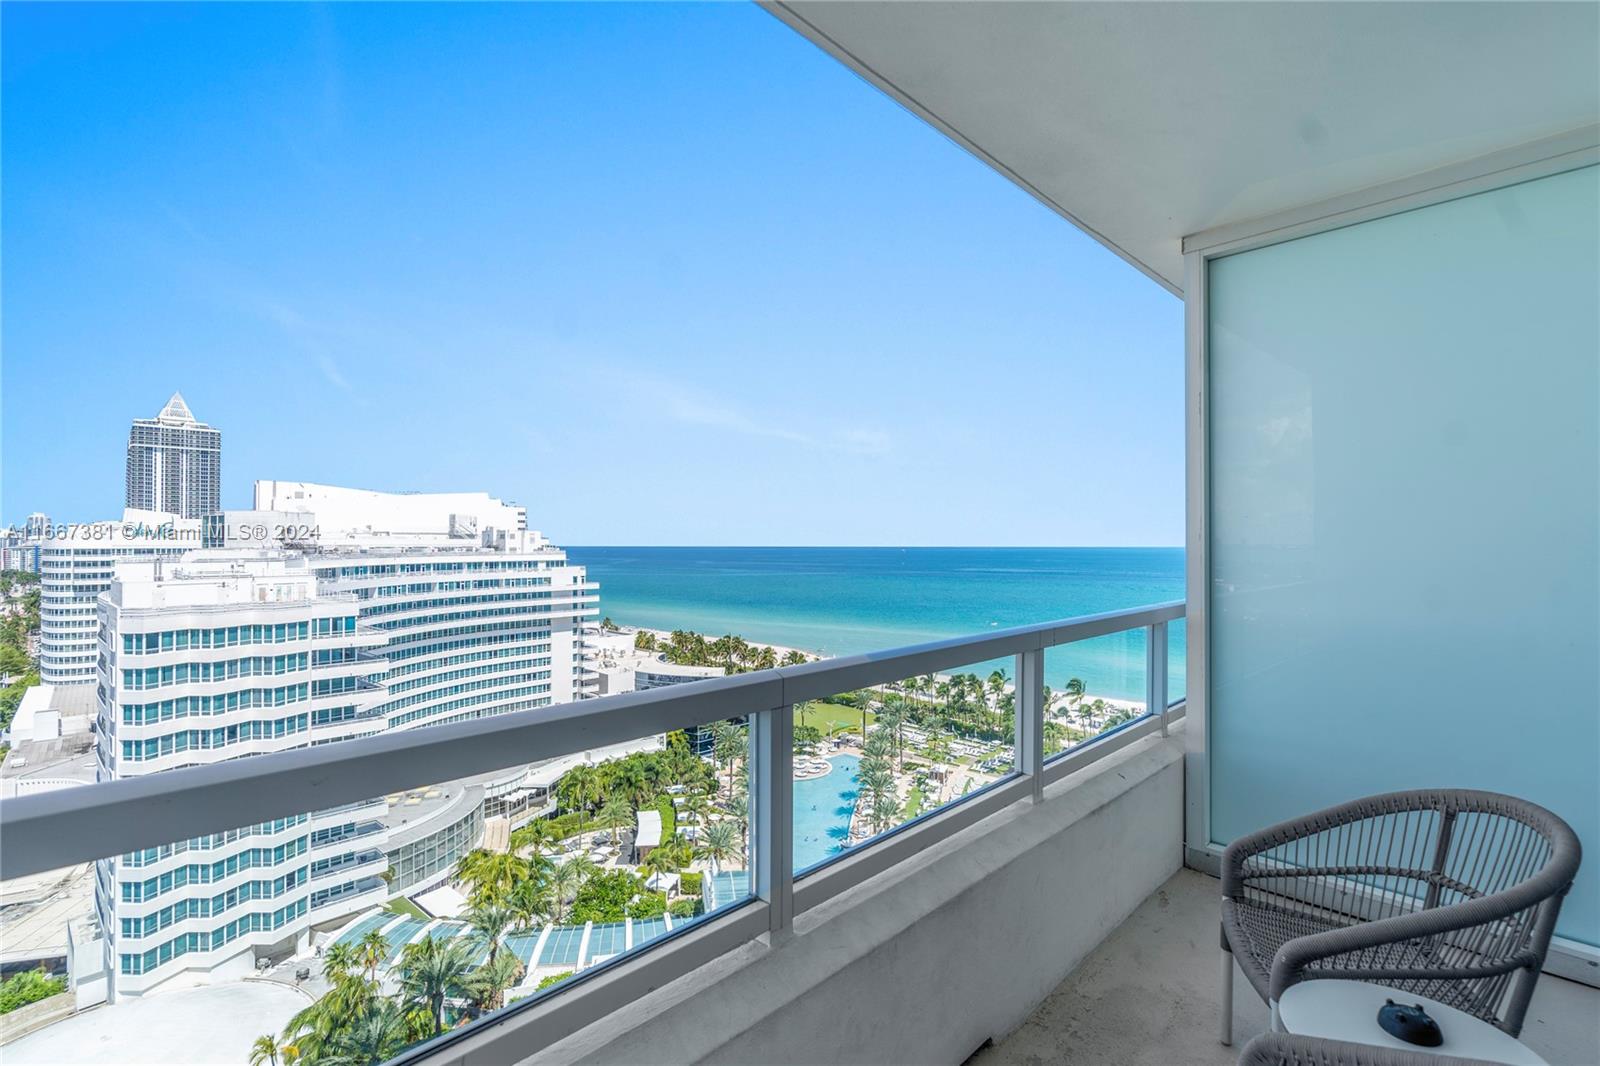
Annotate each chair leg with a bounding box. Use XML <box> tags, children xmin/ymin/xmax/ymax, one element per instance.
<box><xmin>1219</xmin><ymin>948</ymin><xmax>1234</xmax><ymax>1046</ymax></box>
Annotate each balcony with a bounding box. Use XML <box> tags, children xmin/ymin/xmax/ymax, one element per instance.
<box><xmin>971</xmin><ymin>869</ymin><xmax>1599</xmax><ymax>1066</ymax></box>
<box><xmin>3</xmin><ymin>5</ymin><xmax>1596</xmax><ymax>1065</ymax></box>
<box><xmin>6</xmin><ymin>593</ymin><xmax>1597</xmax><ymax>1064</ymax></box>
<box><xmin>310</xmin><ymin>848</ymin><xmax>385</xmax><ymax>882</ymax></box>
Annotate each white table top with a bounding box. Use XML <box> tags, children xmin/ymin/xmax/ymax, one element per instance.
<box><xmin>1278</xmin><ymin>980</ymin><xmax>1548</xmax><ymax>1065</ymax></box>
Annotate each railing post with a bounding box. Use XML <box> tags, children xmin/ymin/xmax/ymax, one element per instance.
<box><xmin>1147</xmin><ymin>622</ymin><xmax>1170</xmax><ymax>736</ymax></box>
<box><xmin>1015</xmin><ymin>648</ymin><xmax>1045</xmax><ymax>802</ymax></box>
<box><xmin>751</xmin><ymin>702</ymin><xmax>794</xmax><ymax>943</ymax></box>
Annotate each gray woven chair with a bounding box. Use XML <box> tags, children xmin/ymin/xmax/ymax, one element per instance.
<box><xmin>1238</xmin><ymin>1032</ymin><xmax>1498</xmax><ymax>1066</ymax></box>
<box><xmin>1220</xmin><ymin>789</ymin><xmax>1580</xmax><ymax>1045</ymax></box>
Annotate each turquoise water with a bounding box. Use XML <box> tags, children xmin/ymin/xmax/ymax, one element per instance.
<box><xmin>793</xmin><ymin>754</ymin><xmax>859</xmax><ymax>871</ymax></box>
<box><xmin>568</xmin><ymin>546</ymin><xmax>1185</xmax><ymax>699</ymax></box>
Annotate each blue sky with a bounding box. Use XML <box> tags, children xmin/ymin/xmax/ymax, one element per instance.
<box><xmin>1</xmin><ymin>2</ymin><xmax>1182</xmax><ymax>546</ymax></box>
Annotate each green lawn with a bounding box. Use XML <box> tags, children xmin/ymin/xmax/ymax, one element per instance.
<box><xmin>798</xmin><ymin>701</ymin><xmax>874</xmax><ymax>736</ymax></box>
<box><xmin>385</xmin><ymin>896</ymin><xmax>428</xmax><ymax>920</ymax></box>
<box><xmin>902</xmin><ymin>787</ymin><xmax>925</xmax><ymax>819</ymax></box>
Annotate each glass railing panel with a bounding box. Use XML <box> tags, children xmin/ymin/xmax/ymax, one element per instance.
<box><xmin>1</xmin><ymin>724</ymin><xmax>756</xmax><ymax>1065</ymax></box>
<box><xmin>792</xmin><ymin>656</ymin><xmax>1023</xmax><ymax>877</ymax></box>
<box><xmin>1167</xmin><ymin>616</ymin><xmax>1188</xmax><ymax>706</ymax></box>
<box><xmin>1042</xmin><ymin>627</ymin><xmax>1148</xmax><ymax>760</ymax></box>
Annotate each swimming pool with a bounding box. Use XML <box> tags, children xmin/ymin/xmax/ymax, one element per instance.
<box><xmin>793</xmin><ymin>753</ymin><xmax>860</xmax><ymax>872</ymax></box>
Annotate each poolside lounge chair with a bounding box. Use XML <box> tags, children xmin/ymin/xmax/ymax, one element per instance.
<box><xmin>1220</xmin><ymin>789</ymin><xmax>1580</xmax><ymax>1044</ymax></box>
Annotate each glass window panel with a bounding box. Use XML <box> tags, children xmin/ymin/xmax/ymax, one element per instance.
<box><xmin>1207</xmin><ymin>164</ymin><xmax>1599</xmax><ymax>945</ymax></box>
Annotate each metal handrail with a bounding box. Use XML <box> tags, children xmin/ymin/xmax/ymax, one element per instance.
<box><xmin>0</xmin><ymin>600</ymin><xmax>1183</xmax><ymax>884</ymax></box>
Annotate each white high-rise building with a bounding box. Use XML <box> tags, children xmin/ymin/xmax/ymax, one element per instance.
<box><xmin>251</xmin><ymin>482</ymin><xmax>598</xmax><ymax>719</ymax></box>
<box><xmin>90</xmin><ymin>485</ymin><xmax>598</xmax><ymax>997</ymax></box>
<box><xmin>38</xmin><ymin>512</ymin><xmax>202</xmax><ymax>685</ymax></box>
<box><xmin>125</xmin><ymin>393</ymin><xmax>222</xmax><ymax>520</ymax></box>
<box><xmin>95</xmin><ymin>552</ymin><xmax>389</xmax><ymax>997</ymax></box>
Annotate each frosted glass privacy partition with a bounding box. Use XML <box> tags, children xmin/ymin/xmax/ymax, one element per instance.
<box><xmin>1207</xmin><ymin>164</ymin><xmax>1600</xmax><ymax>946</ymax></box>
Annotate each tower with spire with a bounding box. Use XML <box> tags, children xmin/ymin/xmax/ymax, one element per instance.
<box><xmin>125</xmin><ymin>392</ymin><xmax>221</xmax><ymax>518</ymax></box>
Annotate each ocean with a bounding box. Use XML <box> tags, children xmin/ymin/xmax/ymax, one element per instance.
<box><xmin>565</xmin><ymin>547</ymin><xmax>1185</xmax><ymax>701</ymax></box>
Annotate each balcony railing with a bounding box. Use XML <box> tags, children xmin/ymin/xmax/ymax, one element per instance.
<box><xmin>0</xmin><ymin>600</ymin><xmax>1183</xmax><ymax>1061</ymax></box>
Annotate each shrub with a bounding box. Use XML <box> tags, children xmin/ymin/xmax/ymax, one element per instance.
<box><xmin>655</xmin><ymin>797</ymin><xmax>676</xmax><ymax>839</ymax></box>
<box><xmin>668</xmin><ymin>898</ymin><xmax>700</xmax><ymax>919</ymax></box>
<box><xmin>625</xmin><ymin>892</ymin><xmax>667</xmax><ymax>919</ymax></box>
<box><xmin>535</xmin><ymin>971</ymin><xmax>574</xmax><ymax>991</ymax></box>
<box><xmin>0</xmin><ymin>969</ymin><xmax>65</xmax><ymax>1014</ymax></box>
<box><xmin>568</xmin><ymin>870</ymin><xmax>645</xmax><ymax>923</ymax></box>
<box><xmin>678</xmin><ymin>871</ymin><xmax>703</xmax><ymax>896</ymax></box>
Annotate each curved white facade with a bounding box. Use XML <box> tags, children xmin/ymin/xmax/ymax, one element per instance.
<box><xmin>313</xmin><ymin>532</ymin><xmax>598</xmax><ymax>732</ymax></box>
<box><xmin>95</xmin><ymin>553</ymin><xmax>389</xmax><ymax>997</ymax></box>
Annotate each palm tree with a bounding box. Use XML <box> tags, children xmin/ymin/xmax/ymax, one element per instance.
<box><xmin>1065</xmin><ymin>677</ymin><xmax>1086</xmax><ymax>709</ymax></box>
<box><xmin>876</xmin><ymin>699</ymin><xmax>906</xmax><ymax>770</ymax></box>
<box><xmin>322</xmin><ymin>941</ymin><xmax>358</xmax><ymax>983</ymax></box>
<box><xmin>356</xmin><ymin>929</ymin><xmax>389</xmax><ymax>984</ymax></box>
<box><xmin>557</xmin><ymin>764</ymin><xmax>603</xmax><ymax>830</ymax></box>
<box><xmin>464</xmin><ymin>950</ymin><xmax>524</xmax><ymax>1016</ymax></box>
<box><xmin>987</xmin><ymin>670</ymin><xmax>1007</xmax><ymax>710</ymax></box>
<box><xmin>695</xmin><ymin>819</ymin><xmax>741</xmax><ymax>874</ymax></box>
<box><xmin>507</xmin><ymin>867</ymin><xmax>552</xmax><ymax>928</ymax></box>
<box><xmin>548</xmin><ymin>856</ymin><xmax>595</xmax><ymax>921</ymax></box>
<box><xmin>457</xmin><ymin>848</ymin><xmax>532</xmax><ymax>908</ymax></box>
<box><xmin>283</xmin><ymin>962</ymin><xmax>378</xmax><ymax>1063</ymax></box>
<box><xmin>611</xmin><ymin>760</ymin><xmax>650</xmax><ymax>808</ymax></box>
<box><xmin>857</xmin><ymin>761</ymin><xmax>899</xmax><ymax>834</ymax></box>
<box><xmin>336</xmin><ymin>999</ymin><xmax>408</xmax><ymax>1065</ymax></box>
<box><xmin>863</xmin><ymin>728</ymin><xmax>894</xmax><ymax>766</ymax></box>
<box><xmin>682</xmin><ymin>789</ymin><xmax>713</xmax><ymax>827</ymax></box>
<box><xmin>511</xmin><ymin>817</ymin><xmax>556</xmax><ymax>857</ymax></box>
<box><xmin>465</xmin><ymin>903</ymin><xmax>517</xmax><ymax>971</ymax></box>
<box><xmin>640</xmin><ymin>834</ymin><xmax>689</xmax><ymax>890</ymax></box>
<box><xmin>711</xmin><ymin>721</ymin><xmax>745</xmax><ymax>794</ymax></box>
<box><xmin>397</xmin><ymin>935</ymin><xmax>472</xmax><ymax>1038</ymax></box>
<box><xmin>596</xmin><ymin>799</ymin><xmax>633</xmax><ymax>848</ymax></box>
<box><xmin>248</xmin><ymin>1035</ymin><xmax>281</xmax><ymax>1066</ymax></box>
<box><xmin>724</xmin><ymin>790</ymin><xmax>749</xmax><ymax>850</ymax></box>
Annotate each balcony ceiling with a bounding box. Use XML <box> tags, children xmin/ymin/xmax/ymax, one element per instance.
<box><xmin>768</xmin><ymin>1</ymin><xmax>1600</xmax><ymax>294</ymax></box>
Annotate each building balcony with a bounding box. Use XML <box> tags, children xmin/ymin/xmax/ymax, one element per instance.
<box><xmin>973</xmin><ymin>868</ymin><xmax>1598</xmax><ymax>1066</ymax></box>
<box><xmin>310</xmin><ymin>848</ymin><xmax>385</xmax><ymax>882</ymax></box>
<box><xmin>309</xmin><ymin>820</ymin><xmax>385</xmax><ymax>851</ymax></box>
<box><xmin>310</xmin><ymin>875</ymin><xmax>387</xmax><ymax>912</ymax></box>
<box><xmin>3</xmin><ymin>601</ymin><xmax>1598</xmax><ymax>1065</ymax></box>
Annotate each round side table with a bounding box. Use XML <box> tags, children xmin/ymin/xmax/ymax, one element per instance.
<box><xmin>1277</xmin><ymin>980</ymin><xmax>1548</xmax><ymax>1065</ymax></box>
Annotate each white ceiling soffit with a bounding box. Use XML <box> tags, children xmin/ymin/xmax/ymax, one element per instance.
<box><xmin>767</xmin><ymin>1</ymin><xmax>1600</xmax><ymax>295</ymax></box>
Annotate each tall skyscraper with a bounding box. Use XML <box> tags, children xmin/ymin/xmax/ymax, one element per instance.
<box><xmin>125</xmin><ymin>393</ymin><xmax>221</xmax><ymax>519</ymax></box>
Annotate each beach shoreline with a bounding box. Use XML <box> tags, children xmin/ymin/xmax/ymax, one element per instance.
<box><xmin>599</xmin><ymin>622</ymin><xmax>1142</xmax><ymax>718</ymax></box>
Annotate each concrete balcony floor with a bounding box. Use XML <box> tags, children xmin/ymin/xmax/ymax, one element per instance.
<box><xmin>972</xmin><ymin>869</ymin><xmax>1599</xmax><ymax>1066</ymax></box>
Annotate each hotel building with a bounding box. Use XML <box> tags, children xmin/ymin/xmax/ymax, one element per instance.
<box><xmin>94</xmin><ymin>552</ymin><xmax>389</xmax><ymax>995</ymax></box>
<box><xmin>125</xmin><ymin>394</ymin><xmax>222</xmax><ymax>520</ymax></box>
<box><xmin>38</xmin><ymin>512</ymin><xmax>202</xmax><ymax>685</ymax></box>
<box><xmin>90</xmin><ymin>484</ymin><xmax>599</xmax><ymax>997</ymax></box>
